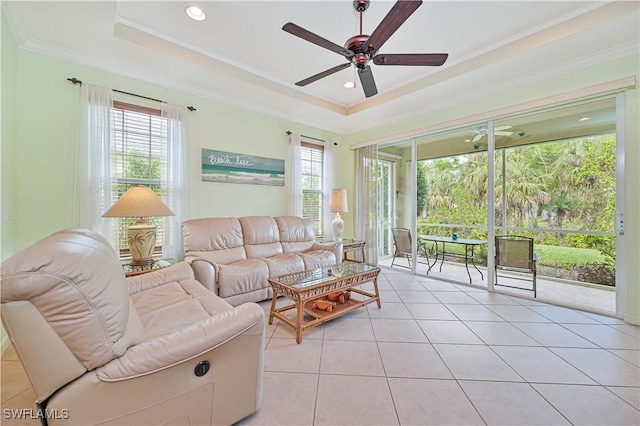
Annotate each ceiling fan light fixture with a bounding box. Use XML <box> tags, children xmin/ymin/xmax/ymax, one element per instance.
<box><xmin>185</xmin><ymin>6</ymin><xmax>206</xmax><ymax>21</ymax></box>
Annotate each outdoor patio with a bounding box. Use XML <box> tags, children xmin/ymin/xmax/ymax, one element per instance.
<box><xmin>378</xmin><ymin>256</ymin><xmax>616</xmax><ymax>315</ymax></box>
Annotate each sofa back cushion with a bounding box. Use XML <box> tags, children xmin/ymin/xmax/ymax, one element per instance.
<box><xmin>183</xmin><ymin>218</ymin><xmax>247</xmax><ymax>265</ymax></box>
<box><xmin>275</xmin><ymin>216</ymin><xmax>316</xmax><ymax>253</ymax></box>
<box><xmin>239</xmin><ymin>216</ymin><xmax>283</xmax><ymax>259</ymax></box>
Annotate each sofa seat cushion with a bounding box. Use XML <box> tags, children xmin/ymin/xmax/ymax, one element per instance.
<box><xmin>263</xmin><ymin>253</ymin><xmax>305</xmax><ymax>277</ymax></box>
<box><xmin>217</xmin><ymin>259</ymin><xmax>269</xmax><ymax>298</ymax></box>
<box><xmin>131</xmin><ymin>281</ymin><xmax>215</xmax><ymax>340</ymax></box>
<box><xmin>299</xmin><ymin>250</ymin><xmax>336</xmax><ymax>270</ymax></box>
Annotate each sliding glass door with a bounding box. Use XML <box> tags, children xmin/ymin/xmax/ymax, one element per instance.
<box><xmin>375</xmin><ymin>95</ymin><xmax>624</xmax><ymax>317</ymax></box>
<box><xmin>377</xmin><ymin>158</ymin><xmax>395</xmax><ymax>259</ymax></box>
<box><xmin>415</xmin><ymin>127</ymin><xmax>489</xmax><ymax>286</ymax></box>
<box><xmin>492</xmin><ymin>98</ymin><xmax>620</xmax><ymax>314</ymax></box>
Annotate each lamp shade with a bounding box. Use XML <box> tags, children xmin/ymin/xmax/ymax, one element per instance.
<box><xmin>103</xmin><ymin>186</ymin><xmax>174</xmax><ymax>218</ymax></box>
<box><xmin>330</xmin><ymin>189</ymin><xmax>348</xmax><ymax>213</ymax></box>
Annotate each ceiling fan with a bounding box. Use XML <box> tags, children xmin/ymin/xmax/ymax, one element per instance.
<box><xmin>471</xmin><ymin>125</ymin><xmax>514</xmax><ymax>143</ymax></box>
<box><xmin>282</xmin><ymin>0</ymin><xmax>449</xmax><ymax>98</ymax></box>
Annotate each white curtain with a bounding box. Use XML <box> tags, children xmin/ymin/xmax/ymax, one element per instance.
<box><xmin>288</xmin><ymin>133</ymin><xmax>303</xmax><ymax>216</ymax></box>
<box><xmin>161</xmin><ymin>102</ymin><xmax>190</xmax><ymax>260</ymax></box>
<box><xmin>74</xmin><ymin>83</ymin><xmax>118</xmax><ymax>251</ymax></box>
<box><xmin>355</xmin><ymin>145</ymin><xmax>379</xmax><ymax>265</ymax></box>
<box><xmin>322</xmin><ymin>141</ymin><xmax>335</xmax><ymax>239</ymax></box>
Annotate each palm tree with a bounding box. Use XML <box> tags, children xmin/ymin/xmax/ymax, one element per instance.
<box><xmin>495</xmin><ymin>150</ymin><xmax>551</xmax><ymax>226</ymax></box>
<box><xmin>459</xmin><ymin>153</ymin><xmax>488</xmax><ymax>205</ymax></box>
<box><xmin>425</xmin><ymin>159</ymin><xmax>456</xmax><ymax>210</ymax></box>
<box><xmin>543</xmin><ymin>140</ymin><xmax>584</xmax><ymax>230</ymax></box>
<box><xmin>544</xmin><ymin>190</ymin><xmax>578</xmax><ymax>229</ymax></box>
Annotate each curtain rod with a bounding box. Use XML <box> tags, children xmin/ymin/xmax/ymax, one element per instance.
<box><xmin>286</xmin><ymin>131</ymin><xmax>337</xmax><ymax>146</ymax></box>
<box><xmin>67</xmin><ymin>78</ymin><xmax>196</xmax><ymax>111</ymax></box>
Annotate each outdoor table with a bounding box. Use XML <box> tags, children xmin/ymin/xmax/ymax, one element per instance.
<box><xmin>420</xmin><ymin>235</ymin><xmax>487</xmax><ymax>284</ymax></box>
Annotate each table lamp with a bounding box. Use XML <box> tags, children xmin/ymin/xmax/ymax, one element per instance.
<box><xmin>103</xmin><ymin>185</ymin><xmax>174</xmax><ymax>265</ymax></box>
<box><xmin>330</xmin><ymin>189</ymin><xmax>348</xmax><ymax>242</ymax></box>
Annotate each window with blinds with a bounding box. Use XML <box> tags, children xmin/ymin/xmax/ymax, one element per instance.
<box><xmin>301</xmin><ymin>142</ymin><xmax>324</xmax><ymax>238</ymax></box>
<box><xmin>111</xmin><ymin>101</ymin><xmax>168</xmax><ymax>255</ymax></box>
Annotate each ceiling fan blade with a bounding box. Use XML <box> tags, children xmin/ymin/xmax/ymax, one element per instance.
<box><xmin>472</xmin><ymin>134</ymin><xmax>483</xmax><ymax>143</ymax></box>
<box><xmin>495</xmin><ymin>131</ymin><xmax>514</xmax><ymax>136</ymax></box>
<box><xmin>495</xmin><ymin>125</ymin><xmax>512</xmax><ymax>131</ymax></box>
<box><xmin>373</xmin><ymin>53</ymin><xmax>448</xmax><ymax>66</ymax></box>
<box><xmin>283</xmin><ymin>23</ymin><xmax>354</xmax><ymax>59</ymax></box>
<box><xmin>295</xmin><ymin>63</ymin><xmax>352</xmax><ymax>87</ymax></box>
<box><xmin>358</xmin><ymin>66</ymin><xmax>378</xmax><ymax>98</ymax></box>
<box><xmin>365</xmin><ymin>1</ymin><xmax>422</xmax><ymax>54</ymax></box>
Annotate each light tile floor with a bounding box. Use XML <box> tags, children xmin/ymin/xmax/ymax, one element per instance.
<box><xmin>1</xmin><ymin>268</ymin><xmax>638</xmax><ymax>425</ymax></box>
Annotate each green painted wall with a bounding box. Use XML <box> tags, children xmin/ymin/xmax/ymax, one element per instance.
<box><xmin>344</xmin><ymin>54</ymin><xmax>640</xmax><ymax>323</ymax></box>
<box><xmin>4</xmin><ymin>46</ymin><xmax>348</xmax><ymax>254</ymax></box>
<box><xmin>1</xmin><ymin>12</ymin><xmax>18</xmax><ymax>261</ymax></box>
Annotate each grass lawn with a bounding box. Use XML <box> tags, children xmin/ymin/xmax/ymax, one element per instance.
<box><xmin>534</xmin><ymin>244</ymin><xmax>608</xmax><ymax>268</ymax></box>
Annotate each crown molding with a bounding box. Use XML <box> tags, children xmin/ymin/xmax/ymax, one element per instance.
<box><xmin>10</xmin><ymin>32</ymin><xmax>639</xmax><ymax>138</ymax></box>
<box><xmin>344</xmin><ymin>42</ymin><xmax>639</xmax><ymax>135</ymax></box>
<box><xmin>11</xmin><ymin>38</ymin><xmax>351</xmax><ymax>134</ymax></box>
<box><xmin>5</xmin><ymin>0</ymin><xmax>637</xmax><ymax>137</ymax></box>
<box><xmin>113</xmin><ymin>15</ymin><xmax>348</xmax><ymax>110</ymax></box>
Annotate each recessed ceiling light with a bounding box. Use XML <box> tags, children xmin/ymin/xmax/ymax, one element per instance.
<box><xmin>578</xmin><ymin>116</ymin><xmax>591</xmax><ymax>122</ymax></box>
<box><xmin>186</xmin><ymin>6</ymin><xmax>206</xmax><ymax>21</ymax></box>
<box><xmin>464</xmin><ymin>139</ymin><xmax>471</xmax><ymax>142</ymax></box>
<box><xmin>344</xmin><ymin>81</ymin><xmax>355</xmax><ymax>89</ymax></box>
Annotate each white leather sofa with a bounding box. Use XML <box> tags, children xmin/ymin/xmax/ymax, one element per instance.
<box><xmin>183</xmin><ymin>216</ymin><xmax>342</xmax><ymax>306</ymax></box>
<box><xmin>0</xmin><ymin>229</ymin><xmax>265</xmax><ymax>426</ymax></box>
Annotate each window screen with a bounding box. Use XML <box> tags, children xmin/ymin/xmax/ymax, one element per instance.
<box><xmin>301</xmin><ymin>142</ymin><xmax>324</xmax><ymax>238</ymax></box>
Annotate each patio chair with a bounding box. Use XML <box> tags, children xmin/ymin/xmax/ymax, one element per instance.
<box><xmin>495</xmin><ymin>235</ymin><xmax>537</xmax><ymax>297</ymax></box>
<box><xmin>391</xmin><ymin>228</ymin><xmax>429</xmax><ymax>269</ymax></box>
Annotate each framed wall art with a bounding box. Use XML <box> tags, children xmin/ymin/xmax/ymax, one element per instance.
<box><xmin>201</xmin><ymin>148</ymin><xmax>285</xmax><ymax>186</ymax></box>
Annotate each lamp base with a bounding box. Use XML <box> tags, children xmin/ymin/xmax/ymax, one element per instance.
<box><xmin>127</xmin><ymin>224</ymin><xmax>157</xmax><ymax>266</ymax></box>
<box><xmin>332</xmin><ymin>213</ymin><xmax>345</xmax><ymax>242</ymax></box>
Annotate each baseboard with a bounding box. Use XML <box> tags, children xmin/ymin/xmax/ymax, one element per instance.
<box><xmin>623</xmin><ymin>314</ymin><xmax>640</xmax><ymax>325</ymax></box>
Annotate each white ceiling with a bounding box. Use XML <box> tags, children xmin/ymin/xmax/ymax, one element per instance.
<box><xmin>3</xmin><ymin>1</ymin><xmax>639</xmax><ymax>134</ymax></box>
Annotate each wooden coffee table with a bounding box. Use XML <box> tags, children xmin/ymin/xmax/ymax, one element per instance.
<box><xmin>268</xmin><ymin>262</ymin><xmax>381</xmax><ymax>343</ymax></box>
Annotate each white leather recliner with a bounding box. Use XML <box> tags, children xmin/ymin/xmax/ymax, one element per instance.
<box><xmin>0</xmin><ymin>229</ymin><xmax>265</xmax><ymax>425</ymax></box>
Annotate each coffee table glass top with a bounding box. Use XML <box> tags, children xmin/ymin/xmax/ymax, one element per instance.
<box><xmin>271</xmin><ymin>263</ymin><xmax>379</xmax><ymax>289</ymax></box>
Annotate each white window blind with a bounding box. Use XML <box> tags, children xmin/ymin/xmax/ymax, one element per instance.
<box><xmin>301</xmin><ymin>143</ymin><xmax>324</xmax><ymax>238</ymax></box>
<box><xmin>111</xmin><ymin>101</ymin><xmax>168</xmax><ymax>255</ymax></box>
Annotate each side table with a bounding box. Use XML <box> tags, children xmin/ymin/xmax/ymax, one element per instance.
<box><xmin>341</xmin><ymin>239</ymin><xmax>366</xmax><ymax>264</ymax></box>
<box><xmin>122</xmin><ymin>259</ymin><xmax>174</xmax><ymax>277</ymax></box>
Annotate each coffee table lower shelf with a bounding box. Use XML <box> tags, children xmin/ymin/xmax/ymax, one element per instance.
<box><xmin>272</xmin><ymin>288</ymin><xmax>379</xmax><ymax>340</ymax></box>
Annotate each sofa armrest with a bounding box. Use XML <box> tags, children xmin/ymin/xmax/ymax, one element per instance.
<box><xmin>127</xmin><ymin>262</ymin><xmax>195</xmax><ymax>295</ymax></box>
<box><xmin>185</xmin><ymin>256</ymin><xmax>219</xmax><ymax>293</ymax></box>
<box><xmin>96</xmin><ymin>303</ymin><xmax>265</xmax><ymax>382</ymax></box>
<box><xmin>313</xmin><ymin>241</ymin><xmax>343</xmax><ymax>264</ymax></box>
